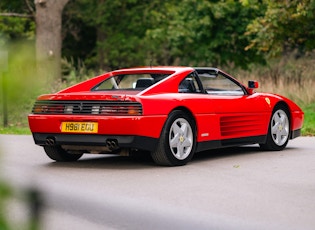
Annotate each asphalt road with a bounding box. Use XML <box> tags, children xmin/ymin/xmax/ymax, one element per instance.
<box><xmin>0</xmin><ymin>135</ymin><xmax>315</xmax><ymax>230</ymax></box>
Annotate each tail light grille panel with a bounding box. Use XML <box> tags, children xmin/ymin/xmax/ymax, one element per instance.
<box><xmin>32</xmin><ymin>100</ymin><xmax>143</xmax><ymax>115</ymax></box>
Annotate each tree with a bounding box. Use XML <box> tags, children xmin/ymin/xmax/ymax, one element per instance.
<box><xmin>69</xmin><ymin>0</ymin><xmax>264</xmax><ymax>70</ymax></box>
<box><xmin>0</xmin><ymin>0</ymin><xmax>34</xmax><ymax>43</ymax></box>
<box><xmin>244</xmin><ymin>0</ymin><xmax>315</xmax><ymax>57</ymax></box>
<box><xmin>144</xmin><ymin>0</ymin><xmax>264</xmax><ymax>68</ymax></box>
<box><xmin>74</xmin><ymin>0</ymin><xmax>152</xmax><ymax>71</ymax></box>
<box><xmin>0</xmin><ymin>0</ymin><xmax>70</xmax><ymax>80</ymax></box>
<box><xmin>35</xmin><ymin>0</ymin><xmax>70</xmax><ymax>80</ymax></box>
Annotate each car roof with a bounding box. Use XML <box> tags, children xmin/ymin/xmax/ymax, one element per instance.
<box><xmin>110</xmin><ymin>66</ymin><xmax>219</xmax><ymax>72</ymax></box>
<box><xmin>194</xmin><ymin>67</ymin><xmax>219</xmax><ymax>72</ymax></box>
<box><xmin>111</xmin><ymin>66</ymin><xmax>192</xmax><ymax>74</ymax></box>
<box><xmin>112</xmin><ymin>66</ymin><xmax>219</xmax><ymax>78</ymax></box>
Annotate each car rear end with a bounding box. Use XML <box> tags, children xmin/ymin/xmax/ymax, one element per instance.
<box><xmin>28</xmin><ymin>93</ymin><xmax>166</xmax><ymax>154</ymax></box>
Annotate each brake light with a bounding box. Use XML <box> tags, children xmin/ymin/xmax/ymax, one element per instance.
<box><xmin>127</xmin><ymin>106</ymin><xmax>141</xmax><ymax>115</ymax></box>
<box><xmin>100</xmin><ymin>105</ymin><xmax>142</xmax><ymax>115</ymax></box>
<box><xmin>33</xmin><ymin>105</ymin><xmax>48</xmax><ymax>113</ymax></box>
<box><xmin>32</xmin><ymin>104</ymin><xmax>64</xmax><ymax>114</ymax></box>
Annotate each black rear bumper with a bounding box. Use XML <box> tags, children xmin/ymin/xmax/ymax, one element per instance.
<box><xmin>32</xmin><ymin>133</ymin><xmax>158</xmax><ymax>152</ymax></box>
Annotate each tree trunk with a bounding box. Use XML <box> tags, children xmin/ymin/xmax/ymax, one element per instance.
<box><xmin>35</xmin><ymin>0</ymin><xmax>69</xmax><ymax>80</ymax></box>
<box><xmin>97</xmin><ymin>27</ymin><xmax>107</xmax><ymax>71</ymax></box>
<box><xmin>96</xmin><ymin>0</ymin><xmax>109</xmax><ymax>71</ymax></box>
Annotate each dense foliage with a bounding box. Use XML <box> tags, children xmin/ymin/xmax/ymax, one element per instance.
<box><xmin>1</xmin><ymin>0</ymin><xmax>315</xmax><ymax>72</ymax></box>
<box><xmin>61</xmin><ymin>0</ymin><xmax>265</xmax><ymax>70</ymax></box>
<box><xmin>245</xmin><ymin>0</ymin><xmax>315</xmax><ymax>57</ymax></box>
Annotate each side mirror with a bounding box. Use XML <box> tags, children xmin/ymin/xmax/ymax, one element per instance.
<box><xmin>248</xmin><ymin>80</ymin><xmax>259</xmax><ymax>89</ymax></box>
<box><xmin>247</xmin><ymin>81</ymin><xmax>259</xmax><ymax>94</ymax></box>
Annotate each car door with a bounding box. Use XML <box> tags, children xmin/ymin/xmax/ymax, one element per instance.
<box><xmin>197</xmin><ymin>70</ymin><xmax>270</xmax><ymax>140</ymax></box>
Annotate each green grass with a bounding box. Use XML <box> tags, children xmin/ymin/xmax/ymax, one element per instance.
<box><xmin>301</xmin><ymin>103</ymin><xmax>315</xmax><ymax>136</ymax></box>
<box><xmin>0</xmin><ymin>126</ymin><xmax>31</xmax><ymax>135</ymax></box>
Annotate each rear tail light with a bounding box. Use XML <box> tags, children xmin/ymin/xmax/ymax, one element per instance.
<box><xmin>127</xmin><ymin>106</ymin><xmax>141</xmax><ymax>115</ymax></box>
<box><xmin>100</xmin><ymin>105</ymin><xmax>142</xmax><ymax>115</ymax></box>
<box><xmin>32</xmin><ymin>101</ymin><xmax>142</xmax><ymax>115</ymax></box>
<box><xmin>33</xmin><ymin>104</ymin><xmax>64</xmax><ymax>114</ymax></box>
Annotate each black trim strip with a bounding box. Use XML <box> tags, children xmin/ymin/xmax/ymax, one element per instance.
<box><xmin>196</xmin><ymin>135</ymin><xmax>267</xmax><ymax>152</ymax></box>
<box><xmin>34</xmin><ymin>133</ymin><xmax>271</xmax><ymax>153</ymax></box>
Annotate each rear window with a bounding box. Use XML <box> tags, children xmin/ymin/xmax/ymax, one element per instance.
<box><xmin>92</xmin><ymin>73</ymin><xmax>170</xmax><ymax>91</ymax></box>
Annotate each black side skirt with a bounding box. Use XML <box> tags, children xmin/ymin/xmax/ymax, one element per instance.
<box><xmin>196</xmin><ymin>135</ymin><xmax>267</xmax><ymax>153</ymax></box>
<box><xmin>290</xmin><ymin>129</ymin><xmax>301</xmax><ymax>139</ymax></box>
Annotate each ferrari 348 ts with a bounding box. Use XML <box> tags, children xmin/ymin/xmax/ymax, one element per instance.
<box><xmin>28</xmin><ymin>67</ymin><xmax>304</xmax><ymax>166</ymax></box>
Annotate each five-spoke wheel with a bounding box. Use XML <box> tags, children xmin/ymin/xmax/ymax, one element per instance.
<box><xmin>151</xmin><ymin>110</ymin><xmax>196</xmax><ymax>166</ymax></box>
<box><xmin>260</xmin><ymin>104</ymin><xmax>290</xmax><ymax>151</ymax></box>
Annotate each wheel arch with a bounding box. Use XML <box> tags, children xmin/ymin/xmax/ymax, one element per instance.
<box><xmin>271</xmin><ymin>101</ymin><xmax>293</xmax><ymax>133</ymax></box>
<box><xmin>273</xmin><ymin>101</ymin><xmax>291</xmax><ymax>122</ymax></box>
<box><xmin>169</xmin><ymin>106</ymin><xmax>197</xmax><ymax>127</ymax></box>
<box><xmin>272</xmin><ymin>100</ymin><xmax>292</xmax><ymax>134</ymax></box>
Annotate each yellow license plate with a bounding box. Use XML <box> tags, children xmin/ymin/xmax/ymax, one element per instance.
<box><xmin>61</xmin><ymin>122</ymin><xmax>98</xmax><ymax>133</ymax></box>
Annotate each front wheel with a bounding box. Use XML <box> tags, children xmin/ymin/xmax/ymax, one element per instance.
<box><xmin>44</xmin><ymin>145</ymin><xmax>83</xmax><ymax>162</ymax></box>
<box><xmin>260</xmin><ymin>105</ymin><xmax>290</xmax><ymax>151</ymax></box>
<box><xmin>151</xmin><ymin>110</ymin><xmax>196</xmax><ymax>166</ymax></box>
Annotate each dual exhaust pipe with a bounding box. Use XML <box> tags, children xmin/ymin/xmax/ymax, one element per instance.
<box><xmin>45</xmin><ymin>137</ymin><xmax>119</xmax><ymax>150</ymax></box>
<box><xmin>45</xmin><ymin>137</ymin><xmax>55</xmax><ymax>146</ymax></box>
<box><xmin>105</xmin><ymin>139</ymin><xmax>118</xmax><ymax>150</ymax></box>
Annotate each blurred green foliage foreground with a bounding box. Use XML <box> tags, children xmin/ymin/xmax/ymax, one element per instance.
<box><xmin>0</xmin><ymin>43</ymin><xmax>43</xmax><ymax>230</ymax></box>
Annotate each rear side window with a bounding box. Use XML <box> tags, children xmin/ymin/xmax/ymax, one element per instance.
<box><xmin>179</xmin><ymin>73</ymin><xmax>202</xmax><ymax>93</ymax></box>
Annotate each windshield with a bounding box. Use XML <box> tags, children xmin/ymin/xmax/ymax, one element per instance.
<box><xmin>92</xmin><ymin>73</ymin><xmax>170</xmax><ymax>91</ymax></box>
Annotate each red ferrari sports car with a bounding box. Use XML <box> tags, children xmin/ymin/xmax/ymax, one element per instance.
<box><xmin>28</xmin><ymin>67</ymin><xmax>304</xmax><ymax>166</ymax></box>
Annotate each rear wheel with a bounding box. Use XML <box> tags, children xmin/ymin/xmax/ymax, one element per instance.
<box><xmin>151</xmin><ymin>110</ymin><xmax>196</xmax><ymax>166</ymax></box>
<box><xmin>260</xmin><ymin>105</ymin><xmax>290</xmax><ymax>151</ymax></box>
<box><xmin>44</xmin><ymin>145</ymin><xmax>83</xmax><ymax>162</ymax></box>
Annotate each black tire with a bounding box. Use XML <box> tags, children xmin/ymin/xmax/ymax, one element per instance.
<box><xmin>260</xmin><ymin>104</ymin><xmax>290</xmax><ymax>151</ymax></box>
<box><xmin>44</xmin><ymin>145</ymin><xmax>83</xmax><ymax>162</ymax></box>
<box><xmin>151</xmin><ymin>110</ymin><xmax>196</xmax><ymax>166</ymax></box>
